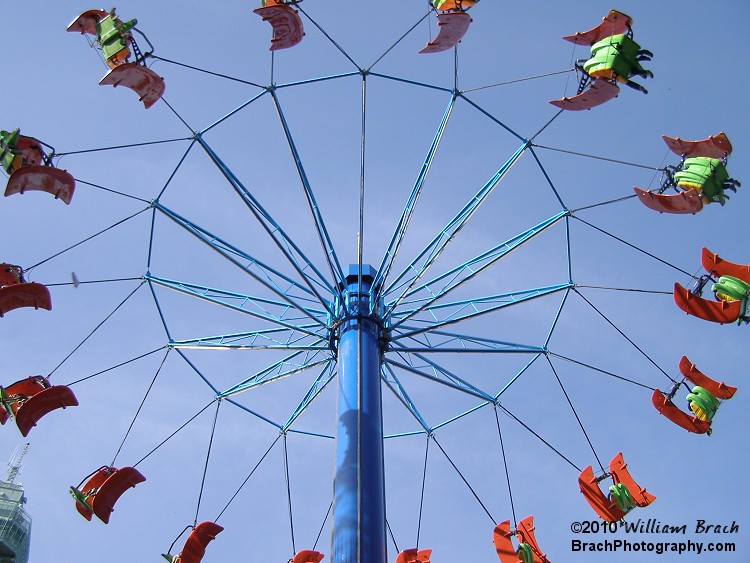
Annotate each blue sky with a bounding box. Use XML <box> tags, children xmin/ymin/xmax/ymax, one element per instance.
<box><xmin>1</xmin><ymin>1</ymin><xmax>748</xmax><ymax>562</ymax></box>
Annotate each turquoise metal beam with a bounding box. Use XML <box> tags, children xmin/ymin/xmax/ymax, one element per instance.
<box><xmin>382</xmin><ymin>141</ymin><xmax>530</xmax><ymax>315</ymax></box>
<box><xmin>388</xmin><ymin>211</ymin><xmax>568</xmax><ymax>328</ymax></box>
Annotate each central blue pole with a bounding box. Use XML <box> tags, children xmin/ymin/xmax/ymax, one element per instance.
<box><xmin>332</xmin><ymin>265</ymin><xmax>386</xmax><ymax>562</ymax></box>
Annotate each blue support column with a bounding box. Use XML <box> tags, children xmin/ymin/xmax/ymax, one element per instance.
<box><xmin>332</xmin><ymin>265</ymin><xmax>386</xmax><ymax>562</ymax></box>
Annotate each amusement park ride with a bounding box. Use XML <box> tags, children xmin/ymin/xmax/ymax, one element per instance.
<box><xmin>1</xmin><ymin>2</ymin><xmax>746</xmax><ymax>562</ymax></box>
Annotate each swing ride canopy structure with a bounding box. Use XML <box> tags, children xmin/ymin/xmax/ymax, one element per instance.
<box><xmin>1</xmin><ymin>1</ymin><xmax>749</xmax><ymax>562</ymax></box>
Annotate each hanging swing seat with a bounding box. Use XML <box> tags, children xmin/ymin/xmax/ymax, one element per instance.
<box><xmin>0</xmin><ymin>282</ymin><xmax>52</xmax><ymax>316</ymax></box>
<box><xmin>653</xmin><ymin>355</ymin><xmax>735</xmax><ymax>433</ymax></box>
<box><xmin>651</xmin><ymin>389</ymin><xmax>711</xmax><ymax>434</ymax></box>
<box><xmin>663</xmin><ymin>133</ymin><xmax>732</xmax><ymax>159</ymax></box>
<box><xmin>419</xmin><ymin>12</ymin><xmax>472</xmax><ymax>54</ymax></box>
<box><xmin>395</xmin><ymin>548</ymin><xmax>431</xmax><ymax>563</ymax></box>
<box><xmin>494</xmin><ymin>516</ymin><xmax>549</xmax><ymax>563</ymax></box>
<box><xmin>292</xmin><ymin>550</ymin><xmax>325</xmax><ymax>563</ymax></box>
<box><xmin>163</xmin><ymin>521</ymin><xmax>224</xmax><ymax>563</ymax></box>
<box><xmin>673</xmin><ymin>282</ymin><xmax>741</xmax><ymax>324</ymax></box>
<box><xmin>72</xmin><ymin>466</ymin><xmax>146</xmax><ymax>524</ymax></box>
<box><xmin>1</xmin><ymin>376</ymin><xmax>78</xmax><ymax>437</ymax></box>
<box><xmin>5</xmin><ymin>165</ymin><xmax>75</xmax><ymax>204</ymax></box>
<box><xmin>562</xmin><ymin>10</ymin><xmax>632</xmax><ymax>46</ymax></box>
<box><xmin>66</xmin><ymin>9</ymin><xmax>111</xmax><ymax>35</ymax></box>
<box><xmin>632</xmin><ymin>186</ymin><xmax>703</xmax><ymax>214</ymax></box>
<box><xmin>68</xmin><ymin>9</ymin><xmax>165</xmax><ymax>109</ymax></box>
<box><xmin>609</xmin><ymin>453</ymin><xmax>655</xmax><ymax>507</ymax></box>
<box><xmin>549</xmin><ymin>78</ymin><xmax>619</xmax><ymax>111</ymax></box>
<box><xmin>578</xmin><ymin>465</ymin><xmax>628</xmax><ymax>523</ymax></box>
<box><xmin>701</xmin><ymin>248</ymin><xmax>750</xmax><ymax>284</ymax></box>
<box><xmin>0</xmin><ymin>264</ymin><xmax>51</xmax><ymax>317</ymax></box>
<box><xmin>2</xmin><ymin>133</ymin><xmax>75</xmax><ymax>204</ymax></box>
<box><xmin>679</xmin><ymin>356</ymin><xmax>736</xmax><ymax>400</ymax></box>
<box><xmin>579</xmin><ymin>453</ymin><xmax>654</xmax><ymax>522</ymax></box>
<box><xmin>254</xmin><ymin>4</ymin><xmax>305</xmax><ymax>51</ymax></box>
<box><xmin>99</xmin><ymin>63</ymin><xmax>166</xmax><ymax>109</ymax></box>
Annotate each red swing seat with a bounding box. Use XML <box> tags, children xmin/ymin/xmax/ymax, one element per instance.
<box><xmin>549</xmin><ymin>79</ymin><xmax>619</xmax><ymax>111</ymax></box>
<box><xmin>652</xmin><ymin>357</ymin><xmax>736</xmax><ymax>434</ymax></box>
<box><xmin>678</xmin><ymin>356</ymin><xmax>736</xmax><ymax>400</ymax></box>
<box><xmin>72</xmin><ymin>466</ymin><xmax>146</xmax><ymax>524</ymax></box>
<box><xmin>0</xmin><ymin>282</ymin><xmax>52</xmax><ymax>316</ymax></box>
<box><xmin>99</xmin><ymin>64</ymin><xmax>166</xmax><ymax>109</ymax></box>
<box><xmin>3</xmin><ymin>134</ymin><xmax>75</xmax><ymax>204</ymax></box>
<box><xmin>651</xmin><ymin>389</ymin><xmax>711</xmax><ymax>434</ymax></box>
<box><xmin>673</xmin><ymin>282</ymin><xmax>741</xmax><ymax>324</ymax></box>
<box><xmin>0</xmin><ymin>263</ymin><xmax>51</xmax><ymax>317</ymax></box>
<box><xmin>1</xmin><ymin>376</ymin><xmax>78</xmax><ymax>436</ymax></box>
<box><xmin>578</xmin><ymin>453</ymin><xmax>654</xmax><ymax>522</ymax></box>
<box><xmin>66</xmin><ymin>10</ymin><xmax>111</xmax><ymax>35</ymax></box>
<box><xmin>562</xmin><ymin>10</ymin><xmax>632</xmax><ymax>46</ymax></box>
<box><xmin>632</xmin><ymin>187</ymin><xmax>703</xmax><ymax>214</ymax></box>
<box><xmin>662</xmin><ymin>132</ymin><xmax>732</xmax><ymax>159</ymax></box>
<box><xmin>701</xmin><ymin>248</ymin><xmax>750</xmax><ymax>284</ymax></box>
<box><xmin>68</xmin><ymin>9</ymin><xmax>165</xmax><ymax>109</ymax></box>
<box><xmin>419</xmin><ymin>12</ymin><xmax>472</xmax><ymax>54</ymax></box>
<box><xmin>5</xmin><ymin>166</ymin><xmax>75</xmax><ymax>204</ymax></box>
<box><xmin>292</xmin><ymin>550</ymin><xmax>325</xmax><ymax>563</ymax></box>
<box><xmin>395</xmin><ymin>548</ymin><xmax>431</xmax><ymax>563</ymax></box>
<box><xmin>254</xmin><ymin>4</ymin><xmax>305</xmax><ymax>51</ymax></box>
<box><xmin>164</xmin><ymin>521</ymin><xmax>224</xmax><ymax>563</ymax></box>
<box><xmin>494</xmin><ymin>516</ymin><xmax>549</xmax><ymax>563</ymax></box>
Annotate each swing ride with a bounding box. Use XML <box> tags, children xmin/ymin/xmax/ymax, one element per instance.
<box><xmin>634</xmin><ymin>132</ymin><xmax>739</xmax><ymax>214</ymax></box>
<box><xmin>2</xmin><ymin>2</ymin><xmax>747</xmax><ymax>562</ymax></box>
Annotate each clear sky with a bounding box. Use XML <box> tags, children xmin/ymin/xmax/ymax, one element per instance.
<box><xmin>1</xmin><ymin>1</ymin><xmax>748</xmax><ymax>562</ymax></box>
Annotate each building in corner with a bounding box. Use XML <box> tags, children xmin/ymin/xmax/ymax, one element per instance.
<box><xmin>0</xmin><ymin>445</ymin><xmax>31</xmax><ymax>563</ymax></box>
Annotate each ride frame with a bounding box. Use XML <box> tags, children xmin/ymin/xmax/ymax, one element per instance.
<box><xmin>156</xmin><ymin>101</ymin><xmax>553</xmax><ymax>561</ymax></box>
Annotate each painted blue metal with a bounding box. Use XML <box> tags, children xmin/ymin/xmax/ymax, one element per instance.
<box><xmin>146</xmin><ymin>273</ymin><xmax>327</xmax><ymax>338</ymax></box>
<box><xmin>270</xmin><ymin>89</ymin><xmax>346</xmax><ymax>289</ymax></box>
<box><xmin>384</xmin><ymin>354</ymin><xmax>495</xmax><ymax>402</ymax></box>
<box><xmin>332</xmin><ymin>266</ymin><xmax>386</xmax><ymax>563</ymax></box>
<box><xmin>391</xmin><ymin>328</ymin><xmax>546</xmax><ymax>354</ymax></box>
<box><xmin>374</xmin><ymin>93</ymin><xmax>459</xmax><ymax>294</ymax></box>
<box><xmin>382</xmin><ymin>141</ymin><xmax>530</xmax><ymax>315</ymax></box>
<box><xmin>381</xmin><ymin>363</ymin><xmax>431</xmax><ymax>432</ymax></box>
<box><xmin>458</xmin><ymin>92</ymin><xmax>528</xmax><ymax>143</ymax></box>
<box><xmin>390</xmin><ymin>282</ymin><xmax>574</xmax><ymax>339</ymax></box>
<box><xmin>493</xmin><ymin>353</ymin><xmax>545</xmax><ymax>400</ymax></box>
<box><xmin>282</xmin><ymin>361</ymin><xmax>338</xmax><ymax>431</ymax></box>
<box><xmin>388</xmin><ymin>211</ymin><xmax>568</xmax><ymax>328</ymax></box>
<box><xmin>275</xmin><ymin>71</ymin><xmax>362</xmax><ymax>91</ymax></box>
<box><xmin>133</xmin><ymin>58</ymin><xmax>579</xmax><ymax>563</ymax></box>
<box><xmin>153</xmin><ymin>201</ymin><xmax>330</xmax><ymax>313</ymax></box>
<box><xmin>201</xmin><ymin>89</ymin><xmax>269</xmax><ymax>135</ymax></box>
<box><xmin>169</xmin><ymin>325</ymin><xmax>328</xmax><ymax>351</ymax></box>
<box><xmin>220</xmin><ymin>352</ymin><xmax>330</xmax><ymax>397</ymax></box>
<box><xmin>195</xmin><ymin>134</ymin><xmax>338</xmax><ymax>306</ymax></box>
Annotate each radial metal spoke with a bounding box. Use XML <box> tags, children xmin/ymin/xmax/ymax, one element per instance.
<box><xmin>195</xmin><ymin>134</ymin><xmax>338</xmax><ymax>312</ymax></box>
<box><xmin>282</xmin><ymin>360</ymin><xmax>337</xmax><ymax>431</ymax></box>
<box><xmin>382</xmin><ymin>141</ymin><xmax>530</xmax><ymax>316</ymax></box>
<box><xmin>381</xmin><ymin>363</ymin><xmax>431</xmax><ymax>432</ymax></box>
<box><xmin>389</xmin><ymin>328</ymin><xmax>545</xmax><ymax>354</ymax></box>
<box><xmin>270</xmin><ymin>90</ymin><xmax>346</xmax><ymax>292</ymax></box>
<box><xmin>385</xmin><ymin>353</ymin><xmax>495</xmax><ymax>403</ymax></box>
<box><xmin>388</xmin><ymin>211</ymin><xmax>568</xmax><ymax>329</ymax></box>
<box><xmin>170</xmin><ymin>324</ymin><xmax>329</xmax><ymax>351</ymax></box>
<box><xmin>146</xmin><ymin>274</ymin><xmax>328</xmax><ymax>338</ymax></box>
<box><xmin>219</xmin><ymin>350</ymin><xmax>331</xmax><ymax>398</ymax></box>
<box><xmin>390</xmin><ymin>282</ymin><xmax>572</xmax><ymax>340</ymax></box>
<box><xmin>374</xmin><ymin>92</ymin><xmax>459</xmax><ymax>295</ymax></box>
<box><xmin>154</xmin><ymin>202</ymin><xmax>328</xmax><ymax>318</ymax></box>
